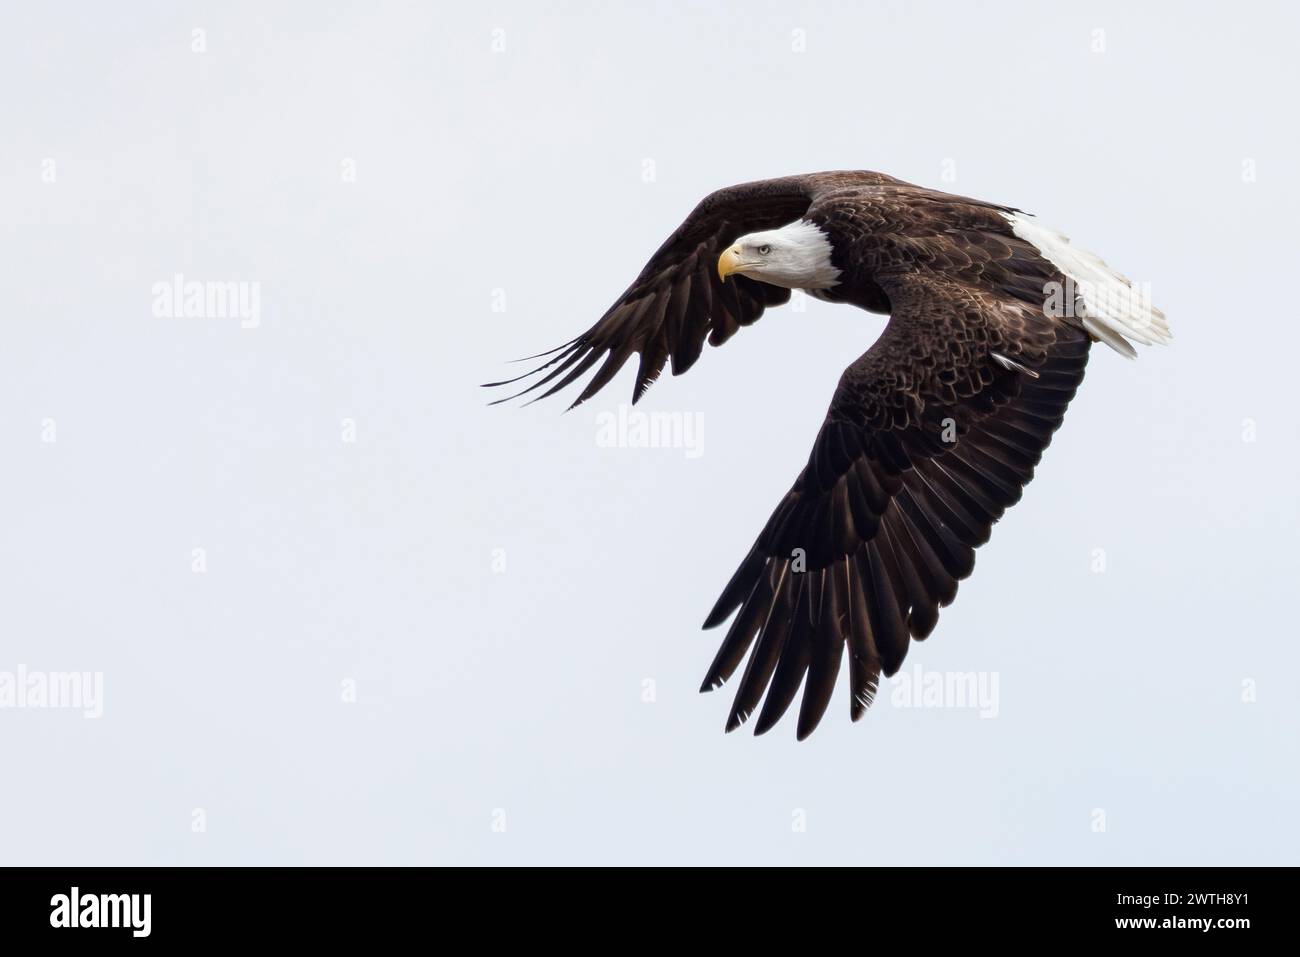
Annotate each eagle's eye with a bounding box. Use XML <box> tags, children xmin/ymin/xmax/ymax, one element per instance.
<box><xmin>757</xmin><ymin>244</ymin><xmax>771</xmax><ymax>256</ymax></box>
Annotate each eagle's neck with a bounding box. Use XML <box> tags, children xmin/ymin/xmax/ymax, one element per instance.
<box><xmin>780</xmin><ymin>220</ymin><xmax>841</xmax><ymax>291</ymax></box>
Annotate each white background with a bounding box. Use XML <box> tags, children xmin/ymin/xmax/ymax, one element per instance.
<box><xmin>1</xmin><ymin>1</ymin><xmax>1296</xmax><ymax>864</ymax></box>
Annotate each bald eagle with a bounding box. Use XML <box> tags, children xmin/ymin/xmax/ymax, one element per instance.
<box><xmin>487</xmin><ymin>171</ymin><xmax>1169</xmax><ymax>739</ymax></box>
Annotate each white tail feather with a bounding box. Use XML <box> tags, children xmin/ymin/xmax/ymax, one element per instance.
<box><xmin>1003</xmin><ymin>212</ymin><xmax>1171</xmax><ymax>358</ymax></box>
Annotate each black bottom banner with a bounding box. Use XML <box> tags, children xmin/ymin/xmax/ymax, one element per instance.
<box><xmin>0</xmin><ymin>866</ymin><xmax>1278</xmax><ymax>943</ymax></box>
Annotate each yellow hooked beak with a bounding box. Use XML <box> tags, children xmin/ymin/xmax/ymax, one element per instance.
<box><xmin>717</xmin><ymin>246</ymin><xmax>744</xmax><ymax>281</ymax></box>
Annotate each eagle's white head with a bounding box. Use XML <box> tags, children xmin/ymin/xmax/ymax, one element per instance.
<box><xmin>717</xmin><ymin>220</ymin><xmax>840</xmax><ymax>291</ymax></box>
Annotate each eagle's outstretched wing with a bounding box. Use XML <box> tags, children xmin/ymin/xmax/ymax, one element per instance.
<box><xmin>484</xmin><ymin>173</ymin><xmax>899</xmax><ymax>408</ymax></box>
<box><xmin>699</xmin><ymin>273</ymin><xmax>1090</xmax><ymax>738</ymax></box>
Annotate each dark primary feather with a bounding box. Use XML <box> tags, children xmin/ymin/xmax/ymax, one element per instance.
<box><xmin>489</xmin><ymin>171</ymin><xmax>1096</xmax><ymax>738</ymax></box>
